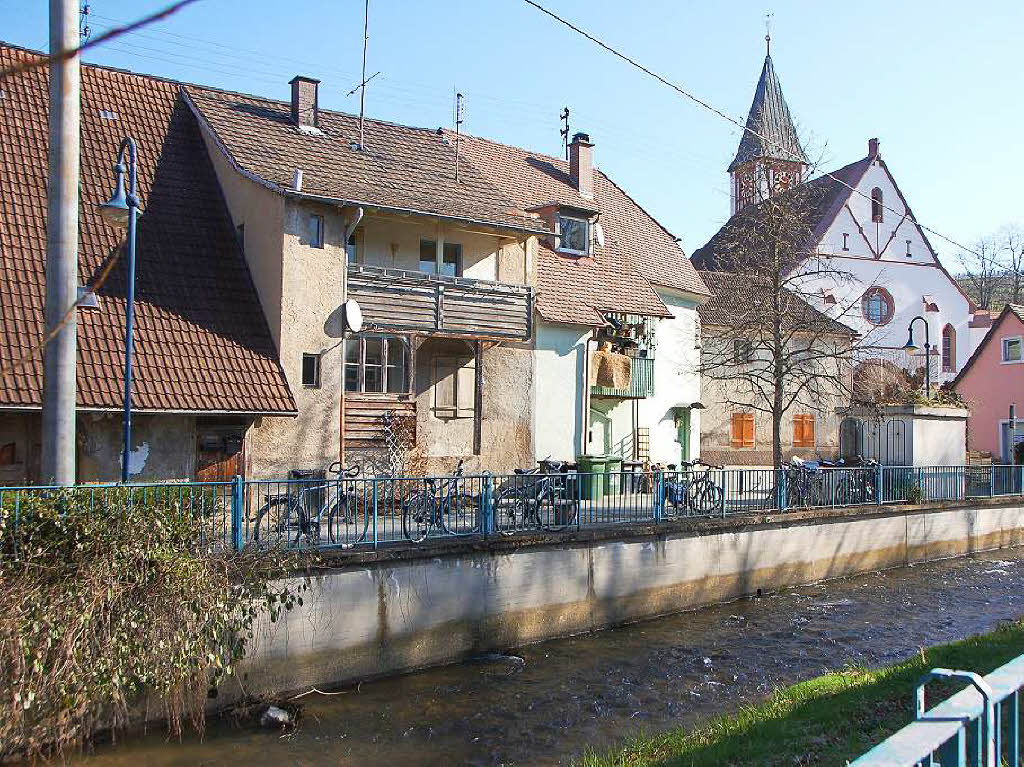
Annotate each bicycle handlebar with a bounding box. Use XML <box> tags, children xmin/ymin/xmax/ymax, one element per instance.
<box><xmin>327</xmin><ymin>462</ymin><xmax>360</xmax><ymax>478</ymax></box>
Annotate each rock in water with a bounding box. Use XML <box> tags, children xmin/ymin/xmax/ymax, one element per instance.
<box><xmin>260</xmin><ymin>705</ymin><xmax>293</xmax><ymax>729</ymax></box>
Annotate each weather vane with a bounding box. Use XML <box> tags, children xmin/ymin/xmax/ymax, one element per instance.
<box><xmin>765</xmin><ymin>11</ymin><xmax>773</xmax><ymax>55</ymax></box>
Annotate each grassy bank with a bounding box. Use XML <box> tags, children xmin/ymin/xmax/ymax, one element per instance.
<box><xmin>580</xmin><ymin>619</ymin><xmax>1024</xmax><ymax>766</ymax></box>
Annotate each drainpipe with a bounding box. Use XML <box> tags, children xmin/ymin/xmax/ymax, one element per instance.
<box><xmin>580</xmin><ymin>332</ymin><xmax>595</xmax><ymax>457</ymax></box>
<box><xmin>340</xmin><ymin>206</ymin><xmax>364</xmax><ymax>466</ymax></box>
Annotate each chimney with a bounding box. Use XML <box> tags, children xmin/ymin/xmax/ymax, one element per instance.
<box><xmin>569</xmin><ymin>132</ymin><xmax>594</xmax><ymax>199</ymax></box>
<box><xmin>868</xmin><ymin>137</ymin><xmax>880</xmax><ymax>159</ymax></box>
<box><xmin>289</xmin><ymin>75</ymin><xmax>321</xmax><ymax>130</ymax></box>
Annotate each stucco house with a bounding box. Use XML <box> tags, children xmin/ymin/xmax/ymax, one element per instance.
<box><xmin>951</xmin><ymin>304</ymin><xmax>1024</xmax><ymax>463</ymax></box>
<box><xmin>692</xmin><ymin>51</ymin><xmax>980</xmax><ymax>390</ymax></box>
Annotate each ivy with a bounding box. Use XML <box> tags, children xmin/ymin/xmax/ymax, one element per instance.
<box><xmin>0</xmin><ymin>488</ymin><xmax>310</xmax><ymax>759</ymax></box>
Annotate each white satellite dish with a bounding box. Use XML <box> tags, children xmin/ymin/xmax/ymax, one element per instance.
<box><xmin>594</xmin><ymin>222</ymin><xmax>605</xmax><ymax>247</ymax></box>
<box><xmin>343</xmin><ymin>298</ymin><xmax>363</xmax><ymax>333</ymax></box>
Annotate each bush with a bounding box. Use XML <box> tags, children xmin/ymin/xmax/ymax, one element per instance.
<box><xmin>0</xmin><ymin>488</ymin><xmax>308</xmax><ymax>759</ymax></box>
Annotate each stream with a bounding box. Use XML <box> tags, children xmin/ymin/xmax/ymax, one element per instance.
<box><xmin>77</xmin><ymin>548</ymin><xmax>1024</xmax><ymax>766</ymax></box>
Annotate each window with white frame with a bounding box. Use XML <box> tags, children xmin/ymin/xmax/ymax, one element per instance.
<box><xmin>1003</xmin><ymin>336</ymin><xmax>1023</xmax><ymax>363</ymax></box>
<box><xmin>344</xmin><ymin>336</ymin><xmax>410</xmax><ymax>393</ymax></box>
<box><xmin>557</xmin><ymin>214</ymin><xmax>589</xmax><ymax>255</ymax></box>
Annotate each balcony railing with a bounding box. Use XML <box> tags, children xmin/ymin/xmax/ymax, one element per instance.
<box><xmin>591</xmin><ymin>355</ymin><xmax>655</xmax><ymax>399</ymax></box>
<box><xmin>346</xmin><ymin>265</ymin><xmax>532</xmax><ymax>340</ymax></box>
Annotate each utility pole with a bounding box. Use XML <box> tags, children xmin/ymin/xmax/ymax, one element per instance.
<box><xmin>41</xmin><ymin>0</ymin><xmax>81</xmax><ymax>484</ymax></box>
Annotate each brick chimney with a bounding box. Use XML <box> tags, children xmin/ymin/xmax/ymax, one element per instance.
<box><xmin>289</xmin><ymin>75</ymin><xmax>320</xmax><ymax>130</ymax></box>
<box><xmin>569</xmin><ymin>132</ymin><xmax>594</xmax><ymax>199</ymax></box>
<box><xmin>868</xmin><ymin>137</ymin><xmax>880</xmax><ymax>159</ymax></box>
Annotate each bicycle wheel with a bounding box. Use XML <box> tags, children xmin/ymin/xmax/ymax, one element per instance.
<box><xmin>328</xmin><ymin>491</ymin><xmax>370</xmax><ymax>547</ymax></box>
<box><xmin>543</xmin><ymin>485</ymin><xmax>577</xmax><ymax>532</ymax></box>
<box><xmin>495</xmin><ymin>487</ymin><xmax>532</xmax><ymax>535</ymax></box>
<box><xmin>687</xmin><ymin>480</ymin><xmax>723</xmax><ymax>514</ymax></box>
<box><xmin>252</xmin><ymin>499</ymin><xmax>293</xmax><ymax>547</ymax></box>
<box><xmin>402</xmin><ymin>493</ymin><xmax>433</xmax><ymax>543</ymax></box>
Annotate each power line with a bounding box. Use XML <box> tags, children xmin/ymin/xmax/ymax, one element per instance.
<box><xmin>520</xmin><ymin>0</ymin><xmax>981</xmax><ymax>258</ymax></box>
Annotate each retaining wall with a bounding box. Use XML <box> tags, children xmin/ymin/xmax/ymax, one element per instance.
<box><xmin>235</xmin><ymin>498</ymin><xmax>1024</xmax><ymax>698</ymax></box>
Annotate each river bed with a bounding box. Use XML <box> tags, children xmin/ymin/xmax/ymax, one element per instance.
<box><xmin>77</xmin><ymin>549</ymin><xmax>1024</xmax><ymax>766</ymax></box>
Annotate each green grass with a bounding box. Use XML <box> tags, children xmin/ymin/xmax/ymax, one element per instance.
<box><xmin>579</xmin><ymin>620</ymin><xmax>1024</xmax><ymax>767</ymax></box>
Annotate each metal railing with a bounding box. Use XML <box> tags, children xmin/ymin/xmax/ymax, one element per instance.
<box><xmin>2</xmin><ymin>464</ymin><xmax>1022</xmax><ymax>554</ymax></box>
<box><xmin>851</xmin><ymin>654</ymin><xmax>1024</xmax><ymax>766</ymax></box>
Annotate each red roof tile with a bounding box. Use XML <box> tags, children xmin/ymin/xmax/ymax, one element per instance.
<box><xmin>0</xmin><ymin>45</ymin><xmax>295</xmax><ymax>414</ymax></box>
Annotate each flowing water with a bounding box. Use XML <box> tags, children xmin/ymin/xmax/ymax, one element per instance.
<box><xmin>78</xmin><ymin>549</ymin><xmax>1024</xmax><ymax>766</ymax></box>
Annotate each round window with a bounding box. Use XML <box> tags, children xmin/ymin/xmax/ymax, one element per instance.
<box><xmin>861</xmin><ymin>287</ymin><xmax>894</xmax><ymax>326</ymax></box>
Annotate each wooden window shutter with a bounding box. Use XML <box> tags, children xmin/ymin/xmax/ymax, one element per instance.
<box><xmin>731</xmin><ymin>412</ymin><xmax>754</xmax><ymax>448</ymax></box>
<box><xmin>793</xmin><ymin>414</ymin><xmax>815</xmax><ymax>448</ymax></box>
<box><xmin>433</xmin><ymin>357</ymin><xmax>458</xmax><ymax>418</ymax></box>
<box><xmin>742</xmin><ymin>413</ymin><xmax>754</xmax><ymax>447</ymax></box>
<box><xmin>455</xmin><ymin>358</ymin><xmax>476</xmax><ymax>418</ymax></box>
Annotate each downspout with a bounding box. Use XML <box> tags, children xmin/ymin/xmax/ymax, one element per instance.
<box><xmin>580</xmin><ymin>331</ymin><xmax>595</xmax><ymax>457</ymax></box>
<box><xmin>340</xmin><ymin>206</ymin><xmax>364</xmax><ymax>466</ymax></box>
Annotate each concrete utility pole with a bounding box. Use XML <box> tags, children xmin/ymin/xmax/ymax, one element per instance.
<box><xmin>41</xmin><ymin>0</ymin><xmax>81</xmax><ymax>484</ymax></box>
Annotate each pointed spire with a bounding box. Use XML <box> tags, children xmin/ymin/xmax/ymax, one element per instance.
<box><xmin>728</xmin><ymin>51</ymin><xmax>807</xmax><ymax>172</ymax></box>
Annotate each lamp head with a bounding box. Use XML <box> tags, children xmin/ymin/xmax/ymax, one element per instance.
<box><xmin>901</xmin><ymin>326</ymin><xmax>918</xmax><ymax>353</ymax></box>
<box><xmin>98</xmin><ymin>161</ymin><xmax>130</xmax><ymax>228</ymax></box>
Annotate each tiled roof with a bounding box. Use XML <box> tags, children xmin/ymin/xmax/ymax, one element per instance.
<box><xmin>457</xmin><ymin>134</ymin><xmax>710</xmax><ymax>325</ymax></box>
<box><xmin>690</xmin><ymin>157</ymin><xmax>870</xmax><ymax>273</ymax></box>
<box><xmin>183</xmin><ymin>85</ymin><xmax>545</xmax><ymax>235</ymax></box>
<box><xmin>697</xmin><ymin>270</ymin><xmax>855</xmax><ymax>338</ymax></box>
<box><xmin>0</xmin><ymin>44</ymin><xmax>295</xmax><ymax>413</ymax></box>
<box><xmin>729</xmin><ymin>54</ymin><xmax>808</xmax><ymax>172</ymax></box>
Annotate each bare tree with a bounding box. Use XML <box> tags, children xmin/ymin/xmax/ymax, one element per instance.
<box><xmin>997</xmin><ymin>224</ymin><xmax>1024</xmax><ymax>305</ymax></box>
<box><xmin>692</xmin><ymin>164</ymin><xmax>876</xmax><ymax>467</ymax></box>
<box><xmin>956</xmin><ymin>224</ymin><xmax>1024</xmax><ymax>310</ymax></box>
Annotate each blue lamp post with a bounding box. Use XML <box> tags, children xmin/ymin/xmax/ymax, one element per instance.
<box><xmin>901</xmin><ymin>315</ymin><xmax>931</xmax><ymax>397</ymax></box>
<box><xmin>97</xmin><ymin>137</ymin><xmax>139</xmax><ymax>483</ymax></box>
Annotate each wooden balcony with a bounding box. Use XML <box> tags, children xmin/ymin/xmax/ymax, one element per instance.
<box><xmin>591</xmin><ymin>355</ymin><xmax>656</xmax><ymax>399</ymax></box>
<box><xmin>346</xmin><ymin>265</ymin><xmax>533</xmax><ymax>340</ymax></box>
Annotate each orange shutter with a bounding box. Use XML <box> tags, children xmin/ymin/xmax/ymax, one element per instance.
<box><xmin>793</xmin><ymin>414</ymin><xmax>815</xmax><ymax>448</ymax></box>
<box><xmin>731</xmin><ymin>413</ymin><xmax>755</xmax><ymax>448</ymax></box>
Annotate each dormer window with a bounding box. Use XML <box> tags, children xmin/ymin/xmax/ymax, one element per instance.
<box><xmin>557</xmin><ymin>214</ymin><xmax>590</xmax><ymax>255</ymax></box>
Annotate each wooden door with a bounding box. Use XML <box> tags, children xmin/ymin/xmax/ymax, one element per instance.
<box><xmin>196</xmin><ymin>431</ymin><xmax>244</xmax><ymax>482</ymax></box>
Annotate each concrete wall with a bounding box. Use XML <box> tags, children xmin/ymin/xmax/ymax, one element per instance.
<box><xmin>236</xmin><ymin>498</ymin><xmax>1024</xmax><ymax>697</ymax></box>
<box><xmin>534</xmin><ymin>321</ymin><xmax>590</xmax><ymax>462</ymax></box>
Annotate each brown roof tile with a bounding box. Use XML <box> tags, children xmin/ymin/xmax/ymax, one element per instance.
<box><xmin>0</xmin><ymin>45</ymin><xmax>295</xmax><ymax>414</ymax></box>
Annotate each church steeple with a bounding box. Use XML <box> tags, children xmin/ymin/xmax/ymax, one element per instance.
<box><xmin>729</xmin><ymin>42</ymin><xmax>808</xmax><ymax>215</ymax></box>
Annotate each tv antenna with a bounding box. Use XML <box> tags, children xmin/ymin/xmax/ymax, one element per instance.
<box><xmin>454</xmin><ymin>91</ymin><xmax>465</xmax><ymax>182</ymax></box>
<box><xmin>357</xmin><ymin>0</ymin><xmax>370</xmax><ymax>150</ymax></box>
<box><xmin>79</xmin><ymin>2</ymin><xmax>91</xmax><ymax>43</ymax></box>
<box><xmin>560</xmin><ymin>107</ymin><xmax>570</xmax><ymax>160</ymax></box>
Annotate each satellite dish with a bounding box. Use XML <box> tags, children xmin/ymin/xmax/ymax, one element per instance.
<box><xmin>594</xmin><ymin>222</ymin><xmax>605</xmax><ymax>247</ymax></box>
<box><xmin>343</xmin><ymin>299</ymin><xmax>363</xmax><ymax>333</ymax></box>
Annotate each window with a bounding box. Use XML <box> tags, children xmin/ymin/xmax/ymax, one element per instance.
<box><xmin>906</xmin><ymin>239</ymin><xmax>912</xmax><ymax>258</ymax></box>
<box><xmin>871</xmin><ymin>187</ymin><xmax>884</xmax><ymax>223</ymax></box>
<box><xmin>842</xmin><ymin>232</ymin><xmax>849</xmax><ymax>251</ymax></box>
<box><xmin>730</xmin><ymin>412</ymin><xmax>754</xmax><ymax>449</ymax></box>
<box><xmin>1003</xmin><ymin>337</ymin><xmax>1023</xmax><ymax>363</ymax></box>
<box><xmin>557</xmin><ymin>214</ymin><xmax>589</xmax><ymax>255</ymax></box>
<box><xmin>419</xmin><ymin>240</ymin><xmax>462</xmax><ymax>277</ymax></box>
<box><xmin>301</xmin><ymin>353</ymin><xmax>321</xmax><ymax>388</ymax></box>
<box><xmin>941</xmin><ymin>324</ymin><xmax>956</xmax><ymax>373</ymax></box>
<box><xmin>732</xmin><ymin>338</ymin><xmax>753</xmax><ymax>364</ymax></box>
<box><xmin>432</xmin><ymin>356</ymin><xmax>476</xmax><ymax>419</ymax></box>
<box><xmin>346</xmin><ymin>233</ymin><xmax>358</xmax><ymax>265</ymax></box>
<box><xmin>310</xmin><ymin>214</ymin><xmax>324</xmax><ymax>248</ymax></box>
<box><xmin>793</xmin><ymin>414</ymin><xmax>816</xmax><ymax>448</ymax></box>
<box><xmin>861</xmin><ymin>287</ymin><xmax>894</xmax><ymax>326</ymax></box>
<box><xmin>344</xmin><ymin>336</ymin><xmax>411</xmax><ymax>393</ymax></box>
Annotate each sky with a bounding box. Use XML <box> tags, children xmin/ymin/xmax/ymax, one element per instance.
<box><xmin>4</xmin><ymin>0</ymin><xmax>1023</xmax><ymax>265</ymax></box>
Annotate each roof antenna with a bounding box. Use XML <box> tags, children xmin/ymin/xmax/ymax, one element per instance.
<box><xmin>764</xmin><ymin>11</ymin><xmax>773</xmax><ymax>56</ymax></box>
<box><xmin>560</xmin><ymin>107</ymin><xmax>570</xmax><ymax>160</ymax></box>
<box><xmin>454</xmin><ymin>90</ymin><xmax>465</xmax><ymax>182</ymax></box>
<box><xmin>357</xmin><ymin>0</ymin><xmax>370</xmax><ymax>150</ymax></box>
<box><xmin>79</xmin><ymin>1</ymin><xmax>91</xmax><ymax>43</ymax></box>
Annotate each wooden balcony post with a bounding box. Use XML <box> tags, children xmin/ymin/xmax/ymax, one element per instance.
<box><xmin>473</xmin><ymin>340</ymin><xmax>483</xmax><ymax>456</ymax></box>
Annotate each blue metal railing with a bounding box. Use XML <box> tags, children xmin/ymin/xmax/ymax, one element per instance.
<box><xmin>851</xmin><ymin>653</ymin><xmax>1024</xmax><ymax>766</ymax></box>
<box><xmin>1</xmin><ymin>464</ymin><xmax>1022</xmax><ymax>553</ymax></box>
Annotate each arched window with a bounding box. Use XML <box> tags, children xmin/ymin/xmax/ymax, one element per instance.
<box><xmin>941</xmin><ymin>324</ymin><xmax>956</xmax><ymax>373</ymax></box>
<box><xmin>861</xmin><ymin>287</ymin><xmax>894</xmax><ymax>326</ymax></box>
<box><xmin>871</xmin><ymin>187</ymin><xmax>884</xmax><ymax>223</ymax></box>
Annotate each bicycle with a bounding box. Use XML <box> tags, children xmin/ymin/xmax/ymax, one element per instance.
<box><xmin>783</xmin><ymin>457</ymin><xmax>828</xmax><ymax>508</ymax></box>
<box><xmin>660</xmin><ymin>459</ymin><xmax>725</xmax><ymax>515</ymax></box>
<box><xmin>401</xmin><ymin>460</ymin><xmax>472</xmax><ymax>542</ymax></box>
<box><xmin>833</xmin><ymin>456</ymin><xmax>878</xmax><ymax>505</ymax></box>
<box><xmin>252</xmin><ymin>462</ymin><xmax>362</xmax><ymax>547</ymax></box>
<box><xmin>494</xmin><ymin>458</ymin><xmax>578</xmax><ymax>534</ymax></box>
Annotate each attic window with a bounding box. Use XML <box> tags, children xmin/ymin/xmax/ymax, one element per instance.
<box><xmin>906</xmin><ymin>239</ymin><xmax>912</xmax><ymax>258</ymax></box>
<box><xmin>98</xmin><ymin>110</ymin><xmax>119</xmax><ymax>121</ymax></box>
<box><xmin>842</xmin><ymin>233</ymin><xmax>850</xmax><ymax>251</ymax></box>
<box><xmin>557</xmin><ymin>214</ymin><xmax>589</xmax><ymax>255</ymax></box>
<box><xmin>871</xmin><ymin>188</ymin><xmax>884</xmax><ymax>223</ymax></box>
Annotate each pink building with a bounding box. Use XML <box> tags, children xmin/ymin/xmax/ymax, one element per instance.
<box><xmin>951</xmin><ymin>304</ymin><xmax>1024</xmax><ymax>462</ymax></box>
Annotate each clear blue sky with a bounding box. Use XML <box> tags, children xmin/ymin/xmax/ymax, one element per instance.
<box><xmin>4</xmin><ymin>0</ymin><xmax>1022</xmax><ymax>264</ymax></box>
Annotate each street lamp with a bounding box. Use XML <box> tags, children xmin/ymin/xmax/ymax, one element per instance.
<box><xmin>900</xmin><ymin>315</ymin><xmax>931</xmax><ymax>397</ymax></box>
<box><xmin>97</xmin><ymin>137</ymin><xmax>139</xmax><ymax>483</ymax></box>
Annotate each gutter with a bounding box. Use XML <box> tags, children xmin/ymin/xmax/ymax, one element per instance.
<box><xmin>0</xmin><ymin>404</ymin><xmax>298</xmax><ymax>417</ymax></box>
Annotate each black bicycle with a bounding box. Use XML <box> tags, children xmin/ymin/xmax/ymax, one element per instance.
<box><xmin>252</xmin><ymin>462</ymin><xmax>362</xmax><ymax>547</ymax></box>
<box><xmin>661</xmin><ymin>459</ymin><xmax>725</xmax><ymax>515</ymax></box>
<box><xmin>494</xmin><ymin>458</ymin><xmax>579</xmax><ymax>533</ymax></box>
<box><xmin>401</xmin><ymin>460</ymin><xmax>473</xmax><ymax>542</ymax></box>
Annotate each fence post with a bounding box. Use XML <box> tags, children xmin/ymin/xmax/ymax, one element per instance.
<box><xmin>653</xmin><ymin>468</ymin><xmax>663</xmax><ymax>523</ymax></box>
<box><xmin>777</xmin><ymin>469</ymin><xmax>788</xmax><ymax>512</ymax></box>
<box><xmin>372</xmin><ymin>478</ymin><xmax>379</xmax><ymax>550</ymax></box>
<box><xmin>876</xmin><ymin>464</ymin><xmax>883</xmax><ymax>505</ymax></box>
<box><xmin>990</xmin><ymin>465</ymin><xmax>996</xmax><ymax>498</ymax></box>
<box><xmin>481</xmin><ymin>473</ymin><xmax>494</xmax><ymax>537</ymax></box>
<box><xmin>231</xmin><ymin>474</ymin><xmax>243</xmax><ymax>551</ymax></box>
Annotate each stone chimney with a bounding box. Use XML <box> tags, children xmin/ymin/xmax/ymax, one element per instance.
<box><xmin>289</xmin><ymin>75</ymin><xmax>321</xmax><ymax>130</ymax></box>
<box><xmin>868</xmin><ymin>137</ymin><xmax>880</xmax><ymax>159</ymax></box>
<box><xmin>569</xmin><ymin>132</ymin><xmax>594</xmax><ymax>199</ymax></box>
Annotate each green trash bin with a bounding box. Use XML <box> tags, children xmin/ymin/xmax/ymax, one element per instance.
<box><xmin>605</xmin><ymin>456</ymin><xmax>623</xmax><ymax>496</ymax></box>
<box><xmin>577</xmin><ymin>455</ymin><xmax>608</xmax><ymax>499</ymax></box>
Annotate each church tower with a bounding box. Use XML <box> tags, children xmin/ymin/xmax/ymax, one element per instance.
<box><xmin>729</xmin><ymin>35</ymin><xmax>808</xmax><ymax>215</ymax></box>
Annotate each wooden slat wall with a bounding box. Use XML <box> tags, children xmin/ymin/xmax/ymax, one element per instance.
<box><xmin>343</xmin><ymin>393</ymin><xmax>416</xmax><ymax>448</ymax></box>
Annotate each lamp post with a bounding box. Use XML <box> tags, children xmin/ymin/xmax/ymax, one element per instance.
<box><xmin>901</xmin><ymin>315</ymin><xmax>931</xmax><ymax>398</ymax></box>
<box><xmin>97</xmin><ymin>137</ymin><xmax>139</xmax><ymax>483</ymax></box>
